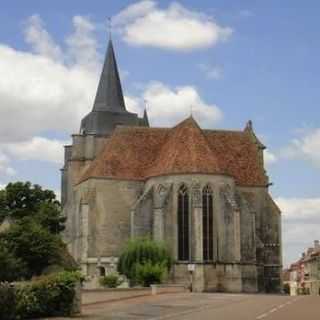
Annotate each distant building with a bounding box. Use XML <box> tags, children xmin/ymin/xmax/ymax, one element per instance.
<box><xmin>288</xmin><ymin>241</ymin><xmax>320</xmax><ymax>296</ymax></box>
<box><xmin>61</xmin><ymin>35</ymin><xmax>282</xmax><ymax>293</ymax></box>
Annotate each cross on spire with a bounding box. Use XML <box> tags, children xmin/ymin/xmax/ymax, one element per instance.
<box><xmin>190</xmin><ymin>105</ymin><xmax>194</xmax><ymax>117</ymax></box>
<box><xmin>107</xmin><ymin>17</ymin><xmax>112</xmax><ymax>39</ymax></box>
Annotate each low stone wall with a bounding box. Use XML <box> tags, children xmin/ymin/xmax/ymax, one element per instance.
<box><xmin>151</xmin><ymin>284</ymin><xmax>188</xmax><ymax>295</ymax></box>
<box><xmin>82</xmin><ymin>288</ymin><xmax>151</xmax><ymax>305</ymax></box>
<box><xmin>83</xmin><ymin>285</ymin><xmax>188</xmax><ymax>305</ymax></box>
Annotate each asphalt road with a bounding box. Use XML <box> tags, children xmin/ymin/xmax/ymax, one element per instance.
<box><xmin>80</xmin><ymin>292</ymin><xmax>319</xmax><ymax>320</ymax></box>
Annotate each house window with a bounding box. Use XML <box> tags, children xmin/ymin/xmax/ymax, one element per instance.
<box><xmin>178</xmin><ymin>184</ymin><xmax>190</xmax><ymax>261</ymax></box>
<box><xmin>203</xmin><ymin>185</ymin><xmax>214</xmax><ymax>261</ymax></box>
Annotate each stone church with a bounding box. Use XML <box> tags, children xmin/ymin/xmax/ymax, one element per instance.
<box><xmin>62</xmin><ymin>38</ymin><xmax>282</xmax><ymax>293</ymax></box>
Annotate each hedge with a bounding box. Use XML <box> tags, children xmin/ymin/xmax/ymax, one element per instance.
<box><xmin>0</xmin><ymin>271</ymin><xmax>81</xmax><ymax>320</ymax></box>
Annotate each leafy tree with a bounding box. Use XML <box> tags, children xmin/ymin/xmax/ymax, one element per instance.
<box><xmin>0</xmin><ymin>182</ymin><xmax>76</xmax><ymax>281</ymax></box>
<box><xmin>1</xmin><ymin>219</ymin><xmax>62</xmax><ymax>277</ymax></box>
<box><xmin>118</xmin><ymin>238</ymin><xmax>172</xmax><ymax>286</ymax></box>
<box><xmin>37</xmin><ymin>202</ymin><xmax>66</xmax><ymax>234</ymax></box>
<box><xmin>0</xmin><ymin>182</ymin><xmax>65</xmax><ymax>233</ymax></box>
<box><xmin>0</xmin><ymin>241</ymin><xmax>27</xmax><ymax>282</ymax></box>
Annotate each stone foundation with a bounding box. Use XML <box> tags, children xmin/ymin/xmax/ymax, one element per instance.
<box><xmin>172</xmin><ymin>263</ymin><xmax>259</xmax><ymax>293</ymax></box>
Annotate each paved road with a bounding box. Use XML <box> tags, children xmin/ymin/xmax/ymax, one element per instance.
<box><xmin>80</xmin><ymin>293</ymin><xmax>319</xmax><ymax>320</ymax></box>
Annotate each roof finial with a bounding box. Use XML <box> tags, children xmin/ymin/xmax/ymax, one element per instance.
<box><xmin>245</xmin><ymin>120</ymin><xmax>253</xmax><ymax>131</ymax></box>
<box><xmin>190</xmin><ymin>105</ymin><xmax>193</xmax><ymax>117</ymax></box>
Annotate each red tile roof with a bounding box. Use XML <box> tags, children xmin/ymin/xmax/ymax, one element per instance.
<box><xmin>79</xmin><ymin>117</ymin><xmax>268</xmax><ymax>186</ymax></box>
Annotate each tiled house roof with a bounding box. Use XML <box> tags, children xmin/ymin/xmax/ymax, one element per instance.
<box><xmin>79</xmin><ymin>117</ymin><xmax>268</xmax><ymax>186</ymax></box>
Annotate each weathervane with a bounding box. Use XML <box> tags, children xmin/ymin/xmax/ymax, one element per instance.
<box><xmin>107</xmin><ymin>17</ymin><xmax>112</xmax><ymax>39</ymax></box>
<box><xmin>144</xmin><ymin>99</ymin><xmax>148</xmax><ymax>111</ymax></box>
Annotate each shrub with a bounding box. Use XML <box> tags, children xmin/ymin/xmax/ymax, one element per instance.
<box><xmin>135</xmin><ymin>262</ymin><xmax>167</xmax><ymax>287</ymax></box>
<box><xmin>100</xmin><ymin>273</ymin><xmax>123</xmax><ymax>288</ymax></box>
<box><xmin>0</xmin><ymin>271</ymin><xmax>82</xmax><ymax>320</ymax></box>
<box><xmin>118</xmin><ymin>238</ymin><xmax>172</xmax><ymax>286</ymax></box>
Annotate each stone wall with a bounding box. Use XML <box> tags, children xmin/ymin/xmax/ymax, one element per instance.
<box><xmin>62</xmin><ymin>133</ymin><xmax>108</xmax><ymax>256</ymax></box>
<box><xmin>76</xmin><ymin>178</ymin><xmax>144</xmax><ymax>259</ymax></box>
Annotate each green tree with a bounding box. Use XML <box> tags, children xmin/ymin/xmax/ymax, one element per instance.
<box><xmin>1</xmin><ymin>219</ymin><xmax>62</xmax><ymax>277</ymax></box>
<box><xmin>37</xmin><ymin>202</ymin><xmax>66</xmax><ymax>234</ymax></box>
<box><xmin>118</xmin><ymin>238</ymin><xmax>172</xmax><ymax>286</ymax></box>
<box><xmin>0</xmin><ymin>241</ymin><xmax>27</xmax><ymax>282</ymax></box>
<box><xmin>0</xmin><ymin>182</ymin><xmax>76</xmax><ymax>281</ymax></box>
<box><xmin>0</xmin><ymin>182</ymin><xmax>65</xmax><ymax>233</ymax></box>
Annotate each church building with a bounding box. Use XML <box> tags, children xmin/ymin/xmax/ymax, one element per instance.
<box><xmin>62</xmin><ymin>38</ymin><xmax>282</xmax><ymax>293</ymax></box>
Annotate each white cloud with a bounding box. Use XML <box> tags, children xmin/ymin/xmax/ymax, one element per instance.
<box><xmin>0</xmin><ymin>16</ymin><xmax>98</xmax><ymax>143</ymax></box>
<box><xmin>281</xmin><ymin>128</ymin><xmax>320</xmax><ymax>168</ymax></box>
<box><xmin>113</xmin><ymin>1</ymin><xmax>232</xmax><ymax>51</ymax></box>
<box><xmin>276</xmin><ymin>197</ymin><xmax>320</xmax><ymax>222</ymax></box>
<box><xmin>113</xmin><ymin>0</ymin><xmax>156</xmax><ymax>24</ymax></box>
<box><xmin>4</xmin><ymin>137</ymin><xmax>69</xmax><ymax>165</ymax></box>
<box><xmin>66</xmin><ymin>16</ymin><xmax>100</xmax><ymax>71</ymax></box>
<box><xmin>0</xmin><ymin>184</ymin><xmax>5</xmax><ymax>190</ymax></box>
<box><xmin>24</xmin><ymin>15</ymin><xmax>63</xmax><ymax>62</ymax></box>
<box><xmin>126</xmin><ymin>81</ymin><xmax>223</xmax><ymax>128</ymax></box>
<box><xmin>264</xmin><ymin>149</ymin><xmax>277</xmax><ymax>166</ymax></box>
<box><xmin>198</xmin><ymin>63</ymin><xmax>222</xmax><ymax>80</ymax></box>
<box><xmin>0</xmin><ymin>15</ymin><xmax>99</xmax><ymax>175</ymax></box>
<box><xmin>275</xmin><ymin>197</ymin><xmax>320</xmax><ymax>266</ymax></box>
<box><xmin>0</xmin><ymin>152</ymin><xmax>16</xmax><ymax>176</ymax></box>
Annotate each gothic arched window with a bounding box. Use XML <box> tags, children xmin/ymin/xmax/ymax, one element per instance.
<box><xmin>203</xmin><ymin>185</ymin><xmax>213</xmax><ymax>261</ymax></box>
<box><xmin>178</xmin><ymin>184</ymin><xmax>190</xmax><ymax>261</ymax></box>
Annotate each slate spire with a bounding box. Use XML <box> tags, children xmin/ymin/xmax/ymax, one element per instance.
<box><xmin>93</xmin><ymin>39</ymin><xmax>126</xmax><ymax>112</ymax></box>
<box><xmin>143</xmin><ymin>109</ymin><xmax>150</xmax><ymax>126</ymax></box>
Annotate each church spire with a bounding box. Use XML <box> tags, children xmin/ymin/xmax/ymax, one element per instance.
<box><xmin>143</xmin><ymin>108</ymin><xmax>150</xmax><ymax>126</ymax></box>
<box><xmin>92</xmin><ymin>39</ymin><xmax>126</xmax><ymax>112</ymax></box>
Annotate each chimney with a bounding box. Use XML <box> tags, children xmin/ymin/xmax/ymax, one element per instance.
<box><xmin>314</xmin><ymin>240</ymin><xmax>320</xmax><ymax>250</ymax></box>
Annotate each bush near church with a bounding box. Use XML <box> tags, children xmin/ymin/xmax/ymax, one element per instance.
<box><xmin>118</xmin><ymin>238</ymin><xmax>172</xmax><ymax>287</ymax></box>
<box><xmin>100</xmin><ymin>273</ymin><xmax>123</xmax><ymax>288</ymax></box>
<box><xmin>0</xmin><ymin>271</ymin><xmax>81</xmax><ymax>320</ymax></box>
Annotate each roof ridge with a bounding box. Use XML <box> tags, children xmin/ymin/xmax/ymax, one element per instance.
<box><xmin>204</xmin><ymin>129</ymin><xmax>244</xmax><ymax>134</ymax></box>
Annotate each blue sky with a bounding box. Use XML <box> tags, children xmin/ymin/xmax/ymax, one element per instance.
<box><xmin>0</xmin><ymin>0</ymin><xmax>319</xmax><ymax>266</ymax></box>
